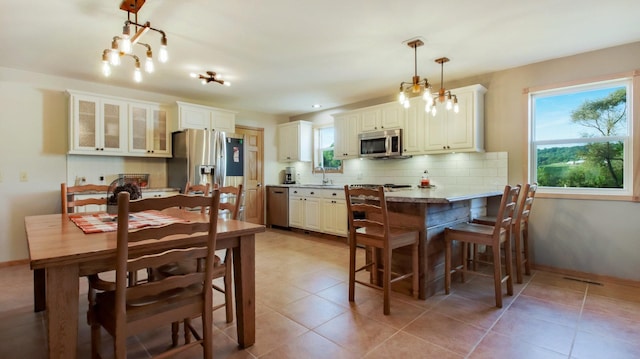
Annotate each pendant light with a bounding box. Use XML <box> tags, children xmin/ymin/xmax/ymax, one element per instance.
<box><xmin>426</xmin><ymin>57</ymin><xmax>459</xmax><ymax>116</ymax></box>
<box><xmin>397</xmin><ymin>39</ymin><xmax>432</xmax><ymax>109</ymax></box>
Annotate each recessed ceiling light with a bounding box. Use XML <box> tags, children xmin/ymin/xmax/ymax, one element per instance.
<box><xmin>312</xmin><ymin>104</ymin><xmax>322</xmax><ymax>109</ymax></box>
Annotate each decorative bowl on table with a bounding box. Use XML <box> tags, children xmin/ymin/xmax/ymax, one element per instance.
<box><xmin>106</xmin><ymin>179</ymin><xmax>142</xmax><ymax>214</ymax></box>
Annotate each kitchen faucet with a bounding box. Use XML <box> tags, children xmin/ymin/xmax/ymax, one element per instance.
<box><xmin>321</xmin><ymin>167</ymin><xmax>329</xmax><ymax>185</ymax></box>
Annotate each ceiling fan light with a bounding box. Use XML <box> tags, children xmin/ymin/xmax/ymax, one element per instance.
<box><xmin>403</xmin><ymin>100</ymin><xmax>410</xmax><ymax>109</ymax></box>
<box><xmin>398</xmin><ymin>91</ymin><xmax>406</xmax><ymax>104</ymax></box>
<box><xmin>223</xmin><ymin>81</ymin><xmax>231</xmax><ymax>87</ymax></box>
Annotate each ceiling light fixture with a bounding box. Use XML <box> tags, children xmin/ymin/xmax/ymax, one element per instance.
<box><xmin>191</xmin><ymin>71</ymin><xmax>231</xmax><ymax>86</ymax></box>
<box><xmin>427</xmin><ymin>57</ymin><xmax>458</xmax><ymax>116</ymax></box>
<box><xmin>397</xmin><ymin>39</ymin><xmax>431</xmax><ymax>109</ymax></box>
<box><xmin>100</xmin><ymin>0</ymin><xmax>168</xmax><ymax>82</ymax></box>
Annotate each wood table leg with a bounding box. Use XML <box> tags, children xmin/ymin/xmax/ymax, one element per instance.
<box><xmin>47</xmin><ymin>265</ymin><xmax>80</xmax><ymax>359</ymax></box>
<box><xmin>232</xmin><ymin>234</ymin><xmax>255</xmax><ymax>348</ymax></box>
<box><xmin>34</xmin><ymin>268</ymin><xmax>46</xmax><ymax>312</ymax></box>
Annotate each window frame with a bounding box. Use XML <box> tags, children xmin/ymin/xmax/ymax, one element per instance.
<box><xmin>525</xmin><ymin>70</ymin><xmax>640</xmax><ymax>201</ymax></box>
<box><xmin>312</xmin><ymin>124</ymin><xmax>342</xmax><ymax>174</ymax></box>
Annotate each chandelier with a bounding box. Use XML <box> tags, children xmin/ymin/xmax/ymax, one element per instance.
<box><xmin>101</xmin><ymin>0</ymin><xmax>168</xmax><ymax>82</ymax></box>
<box><xmin>190</xmin><ymin>71</ymin><xmax>231</xmax><ymax>86</ymax></box>
<box><xmin>397</xmin><ymin>39</ymin><xmax>431</xmax><ymax>109</ymax></box>
<box><xmin>426</xmin><ymin>57</ymin><xmax>459</xmax><ymax>116</ymax></box>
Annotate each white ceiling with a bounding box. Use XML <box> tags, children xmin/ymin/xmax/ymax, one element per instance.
<box><xmin>2</xmin><ymin>0</ymin><xmax>640</xmax><ymax>117</ymax></box>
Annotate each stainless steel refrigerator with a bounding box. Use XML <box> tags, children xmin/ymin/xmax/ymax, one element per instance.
<box><xmin>167</xmin><ymin>129</ymin><xmax>244</xmax><ymax>192</ymax></box>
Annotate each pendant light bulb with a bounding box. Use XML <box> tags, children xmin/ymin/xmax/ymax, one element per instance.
<box><xmin>431</xmin><ymin>105</ymin><xmax>437</xmax><ymax>117</ymax></box>
<box><xmin>223</xmin><ymin>81</ymin><xmax>231</xmax><ymax>87</ymax></box>
<box><xmin>102</xmin><ymin>61</ymin><xmax>111</xmax><ymax>77</ymax></box>
<box><xmin>398</xmin><ymin>91</ymin><xmax>406</xmax><ymax>104</ymax></box>
<box><xmin>446</xmin><ymin>98</ymin><xmax>453</xmax><ymax>110</ymax></box>
<box><xmin>403</xmin><ymin>100</ymin><xmax>410</xmax><ymax>109</ymax></box>
<box><xmin>158</xmin><ymin>36</ymin><xmax>168</xmax><ymax>63</ymax></box>
<box><xmin>144</xmin><ymin>55</ymin><xmax>154</xmax><ymax>73</ymax></box>
<box><xmin>101</xmin><ymin>52</ymin><xmax>111</xmax><ymax>77</ymax></box>
<box><xmin>134</xmin><ymin>67</ymin><xmax>142</xmax><ymax>82</ymax></box>
<box><xmin>120</xmin><ymin>24</ymin><xmax>132</xmax><ymax>54</ymax></box>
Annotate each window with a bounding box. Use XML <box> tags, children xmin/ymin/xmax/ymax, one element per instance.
<box><xmin>313</xmin><ymin>125</ymin><xmax>342</xmax><ymax>173</ymax></box>
<box><xmin>528</xmin><ymin>75</ymin><xmax>635</xmax><ymax>198</ymax></box>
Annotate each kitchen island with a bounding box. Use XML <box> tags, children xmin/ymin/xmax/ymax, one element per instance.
<box><xmin>382</xmin><ymin>185</ymin><xmax>503</xmax><ymax>299</ymax></box>
<box><xmin>278</xmin><ymin>183</ymin><xmax>503</xmax><ymax>299</ymax></box>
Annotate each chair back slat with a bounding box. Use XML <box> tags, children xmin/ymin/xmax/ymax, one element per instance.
<box><xmin>516</xmin><ymin>183</ymin><xmax>537</xmax><ymax>225</ymax></box>
<box><xmin>492</xmin><ymin>185</ymin><xmax>521</xmax><ymax>238</ymax></box>
<box><xmin>61</xmin><ymin>183</ymin><xmax>110</xmax><ymax>214</ymax></box>
<box><xmin>215</xmin><ymin>184</ymin><xmax>243</xmax><ymax>220</ymax></box>
<box><xmin>344</xmin><ymin>186</ymin><xmax>390</xmax><ymax>239</ymax></box>
<box><xmin>128</xmin><ymin>194</ymin><xmax>212</xmax><ymax>213</ymax></box>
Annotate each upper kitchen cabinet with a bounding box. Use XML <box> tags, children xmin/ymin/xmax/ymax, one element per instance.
<box><xmin>68</xmin><ymin>91</ymin><xmax>127</xmax><ymax>155</ymax></box>
<box><xmin>277</xmin><ymin>120</ymin><xmax>312</xmax><ymax>162</ymax></box>
<box><xmin>402</xmin><ymin>97</ymin><xmax>426</xmax><ymax>155</ymax></box>
<box><xmin>332</xmin><ymin>113</ymin><xmax>360</xmax><ymax>159</ymax></box>
<box><xmin>423</xmin><ymin>84</ymin><xmax>486</xmax><ymax>154</ymax></box>
<box><xmin>360</xmin><ymin>102</ymin><xmax>404</xmax><ymax>132</ymax></box>
<box><xmin>128</xmin><ymin>101</ymin><xmax>171</xmax><ymax>157</ymax></box>
<box><xmin>174</xmin><ymin>101</ymin><xmax>236</xmax><ymax>133</ymax></box>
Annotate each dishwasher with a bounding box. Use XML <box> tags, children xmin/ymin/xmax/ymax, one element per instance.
<box><xmin>267</xmin><ymin>186</ymin><xmax>289</xmax><ymax>228</ymax></box>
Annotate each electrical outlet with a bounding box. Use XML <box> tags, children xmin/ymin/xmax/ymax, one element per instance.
<box><xmin>20</xmin><ymin>171</ymin><xmax>28</xmax><ymax>182</ymax></box>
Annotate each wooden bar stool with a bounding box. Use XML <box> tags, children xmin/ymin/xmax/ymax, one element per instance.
<box><xmin>344</xmin><ymin>185</ymin><xmax>419</xmax><ymax>315</ymax></box>
<box><xmin>444</xmin><ymin>185</ymin><xmax>520</xmax><ymax>308</ymax></box>
<box><xmin>473</xmin><ymin>183</ymin><xmax>537</xmax><ymax>283</ymax></box>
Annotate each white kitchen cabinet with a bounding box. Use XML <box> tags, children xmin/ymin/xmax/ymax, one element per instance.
<box><xmin>288</xmin><ymin>186</ymin><xmax>347</xmax><ymax>237</ymax></box>
<box><xmin>277</xmin><ymin>121</ymin><xmax>312</xmax><ymax>162</ymax></box>
<box><xmin>423</xmin><ymin>84</ymin><xmax>486</xmax><ymax>153</ymax></box>
<box><xmin>128</xmin><ymin>102</ymin><xmax>170</xmax><ymax>157</ymax></box>
<box><xmin>287</xmin><ymin>187</ymin><xmax>326</xmax><ymax>232</ymax></box>
<box><xmin>332</xmin><ymin>113</ymin><xmax>360</xmax><ymax>159</ymax></box>
<box><xmin>402</xmin><ymin>98</ymin><xmax>426</xmax><ymax>155</ymax></box>
<box><xmin>175</xmin><ymin>101</ymin><xmax>236</xmax><ymax>133</ymax></box>
<box><xmin>320</xmin><ymin>189</ymin><xmax>347</xmax><ymax>236</ymax></box>
<box><xmin>68</xmin><ymin>92</ymin><xmax>127</xmax><ymax>155</ymax></box>
<box><xmin>359</xmin><ymin>103</ymin><xmax>404</xmax><ymax>132</ymax></box>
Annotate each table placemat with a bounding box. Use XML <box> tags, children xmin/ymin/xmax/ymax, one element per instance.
<box><xmin>69</xmin><ymin>210</ymin><xmax>188</xmax><ymax>234</ymax></box>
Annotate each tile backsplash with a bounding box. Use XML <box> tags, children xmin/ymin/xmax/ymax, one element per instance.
<box><xmin>66</xmin><ymin>155</ymin><xmax>168</xmax><ymax>188</ymax></box>
<box><xmin>296</xmin><ymin>151</ymin><xmax>508</xmax><ymax>189</ymax></box>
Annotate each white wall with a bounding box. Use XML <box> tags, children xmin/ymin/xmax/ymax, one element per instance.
<box><xmin>291</xmin><ymin>42</ymin><xmax>640</xmax><ymax>281</ymax></box>
<box><xmin>0</xmin><ymin>67</ymin><xmax>284</xmax><ymax>263</ymax></box>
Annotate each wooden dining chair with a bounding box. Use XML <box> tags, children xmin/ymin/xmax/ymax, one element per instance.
<box><xmin>88</xmin><ymin>190</ymin><xmax>221</xmax><ymax>358</ymax></box>
<box><xmin>472</xmin><ymin>183</ymin><xmax>538</xmax><ymax>283</ymax></box>
<box><xmin>156</xmin><ymin>184</ymin><xmax>242</xmax><ymax>324</ymax></box>
<box><xmin>61</xmin><ymin>182</ymin><xmax>110</xmax><ymax>214</ymax></box>
<box><xmin>184</xmin><ymin>181</ymin><xmax>211</xmax><ymax>213</ymax></box>
<box><xmin>444</xmin><ymin>184</ymin><xmax>520</xmax><ymax>308</ymax></box>
<box><xmin>344</xmin><ymin>185</ymin><xmax>419</xmax><ymax>315</ymax></box>
<box><xmin>212</xmin><ymin>184</ymin><xmax>243</xmax><ymax>322</ymax></box>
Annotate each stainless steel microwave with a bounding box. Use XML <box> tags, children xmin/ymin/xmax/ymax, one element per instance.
<box><xmin>358</xmin><ymin>129</ymin><xmax>403</xmax><ymax>158</ymax></box>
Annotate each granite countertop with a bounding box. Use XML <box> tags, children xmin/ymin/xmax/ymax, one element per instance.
<box><xmin>268</xmin><ymin>184</ymin><xmax>503</xmax><ymax>203</ymax></box>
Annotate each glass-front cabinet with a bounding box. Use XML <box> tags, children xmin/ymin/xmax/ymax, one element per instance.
<box><xmin>68</xmin><ymin>91</ymin><xmax>170</xmax><ymax>158</ymax></box>
<box><xmin>128</xmin><ymin>102</ymin><xmax>169</xmax><ymax>157</ymax></box>
<box><xmin>69</xmin><ymin>92</ymin><xmax>127</xmax><ymax>155</ymax></box>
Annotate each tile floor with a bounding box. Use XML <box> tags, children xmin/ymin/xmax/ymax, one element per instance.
<box><xmin>2</xmin><ymin>228</ymin><xmax>640</xmax><ymax>358</ymax></box>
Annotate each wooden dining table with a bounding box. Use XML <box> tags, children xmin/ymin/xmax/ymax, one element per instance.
<box><xmin>25</xmin><ymin>209</ymin><xmax>265</xmax><ymax>359</ymax></box>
